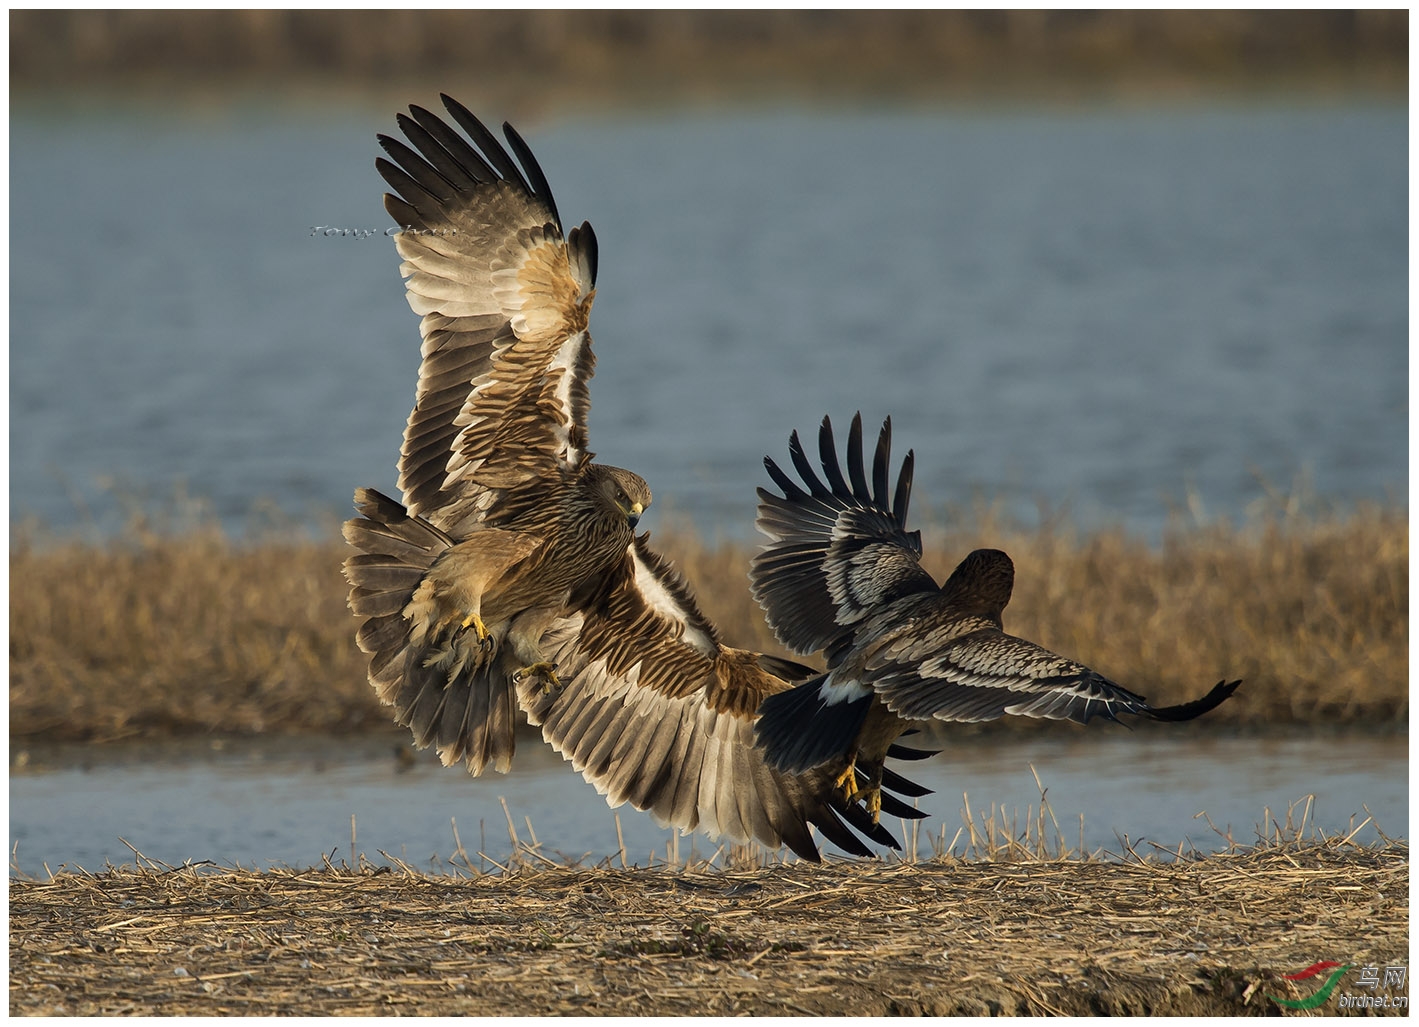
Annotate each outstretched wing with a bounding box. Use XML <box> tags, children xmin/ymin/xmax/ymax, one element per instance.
<box><xmin>521</xmin><ymin>535</ymin><xmax>924</xmax><ymax>862</ymax></box>
<box><xmin>869</xmin><ymin>625</ymin><xmax>1241</xmax><ymax>728</ymax></box>
<box><xmin>378</xmin><ymin>94</ymin><xmax>598</xmax><ymax>532</ymax></box>
<box><xmin>752</xmin><ymin>413</ymin><xmax>937</xmax><ymax>662</ymax></box>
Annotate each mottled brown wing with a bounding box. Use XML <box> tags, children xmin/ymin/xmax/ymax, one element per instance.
<box><xmin>378</xmin><ymin>94</ymin><xmax>598</xmax><ymax>533</ymax></box>
<box><xmin>518</xmin><ymin>536</ymin><xmax>910</xmax><ymax>861</ymax></box>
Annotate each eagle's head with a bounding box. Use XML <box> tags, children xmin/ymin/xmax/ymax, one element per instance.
<box><xmin>943</xmin><ymin>548</ymin><xmax>1015</xmax><ymax>618</ymax></box>
<box><xmin>594</xmin><ymin>465</ymin><xmax>652</xmax><ymax>529</ymax></box>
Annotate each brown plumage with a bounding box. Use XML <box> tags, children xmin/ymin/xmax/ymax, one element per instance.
<box><xmin>751</xmin><ymin>413</ymin><xmax>1241</xmax><ymax>820</ymax></box>
<box><xmin>342</xmin><ymin>96</ymin><xmax>928</xmax><ymax>860</ymax></box>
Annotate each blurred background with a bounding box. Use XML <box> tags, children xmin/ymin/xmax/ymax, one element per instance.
<box><xmin>9</xmin><ymin>11</ymin><xmax>1408</xmax><ymax>873</ymax></box>
<box><xmin>10</xmin><ymin>9</ymin><xmax>1408</xmax><ymax>537</ymax></box>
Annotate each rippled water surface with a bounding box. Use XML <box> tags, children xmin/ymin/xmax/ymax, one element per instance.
<box><xmin>10</xmin><ymin>102</ymin><xmax>1406</xmax><ymax>540</ymax></box>
<box><xmin>9</xmin><ymin>733</ymin><xmax>1404</xmax><ymax>876</ymax></box>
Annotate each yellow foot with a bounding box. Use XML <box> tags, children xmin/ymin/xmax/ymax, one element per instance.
<box><xmin>514</xmin><ymin>661</ymin><xmax>560</xmax><ymax>694</ymax></box>
<box><xmin>460</xmin><ymin>612</ymin><xmax>494</xmax><ymax>653</ymax></box>
<box><xmin>832</xmin><ymin>757</ymin><xmax>859</xmax><ymax>803</ymax></box>
<box><xmin>864</xmin><ymin>787</ymin><xmax>882</xmax><ymax>826</ymax></box>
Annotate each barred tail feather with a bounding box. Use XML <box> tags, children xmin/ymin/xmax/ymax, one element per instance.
<box><xmin>342</xmin><ymin>486</ymin><xmax>516</xmax><ymax>775</ymax></box>
<box><xmin>397</xmin><ymin>640</ymin><xmax>519</xmax><ymax>774</ymax></box>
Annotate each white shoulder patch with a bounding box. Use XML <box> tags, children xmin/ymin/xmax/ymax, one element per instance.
<box><xmin>632</xmin><ymin>549</ymin><xmax>718</xmax><ymax>657</ymax></box>
<box><xmin>819</xmin><ymin>672</ymin><xmax>873</xmax><ymax>706</ymax></box>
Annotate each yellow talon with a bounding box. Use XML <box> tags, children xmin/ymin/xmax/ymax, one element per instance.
<box><xmin>514</xmin><ymin>661</ymin><xmax>560</xmax><ymax>694</ymax></box>
<box><xmin>832</xmin><ymin>757</ymin><xmax>859</xmax><ymax>803</ymax></box>
<box><xmin>460</xmin><ymin>612</ymin><xmax>493</xmax><ymax>652</ymax></box>
<box><xmin>864</xmin><ymin>787</ymin><xmax>882</xmax><ymax>825</ymax></box>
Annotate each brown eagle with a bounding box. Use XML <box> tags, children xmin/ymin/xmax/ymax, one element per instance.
<box><xmin>342</xmin><ymin>96</ymin><xmax>927</xmax><ymax>861</ymax></box>
<box><xmin>750</xmin><ymin>413</ymin><xmax>1241</xmax><ymax>821</ymax></box>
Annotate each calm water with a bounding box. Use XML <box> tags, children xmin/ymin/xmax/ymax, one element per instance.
<box><xmin>9</xmin><ymin>102</ymin><xmax>1407</xmax><ymax>540</ymax></box>
<box><xmin>9</xmin><ymin>732</ymin><xmax>1405</xmax><ymax>876</ymax></box>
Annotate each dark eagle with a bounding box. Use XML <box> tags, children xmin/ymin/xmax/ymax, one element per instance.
<box><xmin>750</xmin><ymin>413</ymin><xmax>1240</xmax><ymax>820</ymax></box>
<box><xmin>342</xmin><ymin>96</ymin><xmax>927</xmax><ymax>861</ymax></box>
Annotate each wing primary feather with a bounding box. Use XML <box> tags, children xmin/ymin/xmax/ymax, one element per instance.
<box><xmin>394</xmin><ymin>113</ymin><xmax>478</xmax><ymax>191</ymax></box>
<box><xmin>879</xmin><ymin>765</ymin><xmax>933</xmax><ymax>797</ymax></box>
<box><xmin>893</xmin><ymin>449</ymin><xmax>915</xmax><ymax>527</ymax></box>
<box><xmin>1143</xmin><ymin>679</ymin><xmax>1243</xmax><ymax>722</ymax></box>
<box><xmin>567</xmin><ymin>221</ymin><xmax>598</xmax><ymax>287</ymax></box>
<box><xmin>872</xmin><ymin>416</ymin><xmax>892</xmax><ymax>508</ymax></box>
<box><xmin>817</xmin><ymin>416</ymin><xmax>851</xmax><ymax>497</ymax></box>
<box><xmin>788</xmin><ymin>430</ymin><xmax>830</xmax><ymax>498</ymax></box>
<box><xmin>438</xmin><ymin>94</ymin><xmax>530</xmax><ymax>194</ymax></box>
<box><xmin>875</xmin><ymin>790</ymin><xmax>928</xmax><ymax>820</ymax></box>
<box><xmin>501</xmin><ymin>121</ymin><xmax>562</xmax><ymax>230</ymax></box>
<box><xmin>756</xmin><ymin>653</ymin><xmax>819</xmax><ymax>681</ymax></box>
<box><xmin>845</xmin><ymin>412</ymin><xmax>871</xmax><ymax>501</ymax></box>
<box><xmin>375</xmin><ymin>155</ymin><xmax>445</xmax><ymax>214</ymax></box>
<box><xmin>406</xmin><ymin>104</ymin><xmax>497</xmax><ymax>183</ymax></box>
<box><xmin>806</xmin><ymin>807</ymin><xmax>872</xmax><ymax>858</ymax></box>
<box><xmin>382</xmin><ymin>193</ymin><xmax>420</xmax><ymax>233</ymax></box>
<box><xmin>885</xmin><ymin>743</ymin><xmax>939</xmax><ymax>761</ymax></box>
<box><xmin>377</xmin><ymin>135</ymin><xmax>454</xmax><ymax>200</ymax></box>
<box><xmin>761</xmin><ymin>459</ymin><xmax>808</xmax><ymax>502</ymax></box>
<box><xmin>835</xmin><ymin>801</ymin><xmax>903</xmax><ymax>850</ymax></box>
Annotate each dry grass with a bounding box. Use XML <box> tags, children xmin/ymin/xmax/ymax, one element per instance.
<box><xmin>12</xmin><ymin>11</ymin><xmax>1408</xmax><ymax>104</ymax></box>
<box><xmin>9</xmin><ymin>814</ymin><xmax>1407</xmax><ymax>1016</ymax></box>
<box><xmin>9</xmin><ymin>493</ymin><xmax>1407</xmax><ymax>743</ymax></box>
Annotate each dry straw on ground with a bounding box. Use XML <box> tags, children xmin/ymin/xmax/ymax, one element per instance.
<box><xmin>9</xmin><ymin>821</ymin><xmax>1407</xmax><ymax>1016</ymax></box>
<box><xmin>9</xmin><ymin>493</ymin><xmax>1408</xmax><ymax>743</ymax></box>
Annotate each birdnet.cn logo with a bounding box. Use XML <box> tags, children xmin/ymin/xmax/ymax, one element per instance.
<box><xmin>1267</xmin><ymin>961</ymin><xmax>1408</xmax><ymax>1011</ymax></box>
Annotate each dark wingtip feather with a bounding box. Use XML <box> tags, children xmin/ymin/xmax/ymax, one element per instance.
<box><xmin>892</xmin><ymin>449</ymin><xmax>915</xmax><ymax>527</ymax></box>
<box><xmin>787</xmin><ymin>429</ymin><xmax>829</xmax><ymax>498</ymax></box>
<box><xmin>406</xmin><ymin>103</ymin><xmax>498</xmax><ymax>185</ymax></box>
<box><xmin>437</xmin><ymin>94</ymin><xmax>530</xmax><ymax>194</ymax></box>
<box><xmin>501</xmin><ymin>119</ymin><xmax>562</xmax><ymax>230</ymax></box>
<box><xmin>871</xmin><ymin>416</ymin><xmax>892</xmax><ymax>508</ymax></box>
<box><xmin>1144</xmin><ymin>679</ymin><xmax>1242</xmax><ymax>722</ymax></box>
<box><xmin>804</xmin><ymin>811</ymin><xmax>868</xmax><ymax>860</ymax></box>
<box><xmin>875</xmin><ymin>790</ymin><xmax>929</xmax><ymax>820</ymax></box>
<box><xmin>879</xmin><ymin>765</ymin><xmax>933</xmax><ymax>798</ymax></box>
<box><xmin>836</xmin><ymin>803</ymin><xmax>903</xmax><ymax>850</ymax></box>
<box><xmin>757</xmin><ymin>653</ymin><xmax>820</xmax><ymax>682</ymax></box>
<box><xmin>763</xmin><ymin>455</ymin><xmax>807</xmax><ymax>501</ymax></box>
<box><xmin>817</xmin><ymin>416</ymin><xmax>850</xmax><ymax>496</ymax></box>
<box><xmin>569</xmin><ymin>220</ymin><xmax>597</xmax><ymax>285</ymax></box>
<box><xmin>845</xmin><ymin>412</ymin><xmax>872</xmax><ymax>501</ymax></box>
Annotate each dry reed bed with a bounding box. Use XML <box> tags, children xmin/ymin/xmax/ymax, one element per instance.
<box><xmin>9</xmin><ymin>498</ymin><xmax>1407</xmax><ymax>742</ymax></box>
<box><xmin>9</xmin><ymin>835</ymin><xmax>1407</xmax><ymax>1017</ymax></box>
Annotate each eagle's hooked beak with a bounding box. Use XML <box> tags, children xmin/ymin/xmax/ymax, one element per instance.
<box><xmin>626</xmin><ymin>501</ymin><xmax>643</xmax><ymax>528</ymax></box>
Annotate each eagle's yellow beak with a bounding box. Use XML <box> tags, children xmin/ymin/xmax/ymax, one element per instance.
<box><xmin>626</xmin><ymin>501</ymin><xmax>644</xmax><ymax>528</ymax></box>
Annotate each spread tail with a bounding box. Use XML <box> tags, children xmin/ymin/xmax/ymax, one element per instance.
<box><xmin>342</xmin><ymin>487</ymin><xmax>517</xmax><ymax>774</ymax></box>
